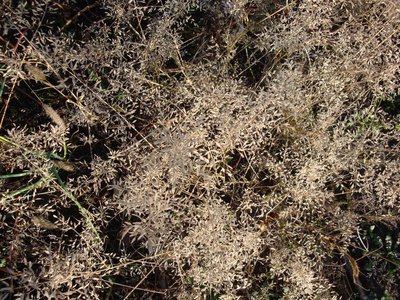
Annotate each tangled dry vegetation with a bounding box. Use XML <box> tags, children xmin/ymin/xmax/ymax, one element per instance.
<box><xmin>0</xmin><ymin>0</ymin><xmax>400</xmax><ymax>299</ymax></box>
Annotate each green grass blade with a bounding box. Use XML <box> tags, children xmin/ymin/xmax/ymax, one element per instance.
<box><xmin>1</xmin><ymin>177</ymin><xmax>49</xmax><ymax>202</ymax></box>
<box><xmin>0</xmin><ymin>135</ymin><xmax>64</xmax><ymax>160</ymax></box>
<box><xmin>0</xmin><ymin>168</ymin><xmax>49</xmax><ymax>179</ymax></box>
<box><xmin>50</xmin><ymin>166</ymin><xmax>101</xmax><ymax>242</ymax></box>
<box><xmin>0</xmin><ymin>73</ymin><xmax>7</xmax><ymax>98</ymax></box>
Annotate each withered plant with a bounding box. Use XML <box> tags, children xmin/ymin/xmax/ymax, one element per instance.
<box><xmin>0</xmin><ymin>0</ymin><xmax>399</xmax><ymax>299</ymax></box>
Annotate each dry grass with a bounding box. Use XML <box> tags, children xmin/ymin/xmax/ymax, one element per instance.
<box><xmin>0</xmin><ymin>0</ymin><xmax>399</xmax><ymax>299</ymax></box>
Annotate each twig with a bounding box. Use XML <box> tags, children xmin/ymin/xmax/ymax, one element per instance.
<box><xmin>58</xmin><ymin>2</ymin><xmax>100</xmax><ymax>34</ymax></box>
<box><xmin>123</xmin><ymin>252</ymin><xmax>169</xmax><ymax>300</ymax></box>
<box><xmin>0</xmin><ymin>36</ymin><xmax>15</xmax><ymax>49</ymax></box>
<box><xmin>260</xmin><ymin>0</ymin><xmax>298</xmax><ymax>23</ymax></box>
<box><xmin>0</xmin><ymin>74</ymin><xmax>15</xmax><ymax>131</ymax></box>
<box><xmin>12</xmin><ymin>28</ymin><xmax>29</xmax><ymax>56</ymax></box>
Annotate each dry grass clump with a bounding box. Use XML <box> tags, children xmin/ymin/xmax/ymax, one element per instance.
<box><xmin>0</xmin><ymin>0</ymin><xmax>399</xmax><ymax>299</ymax></box>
